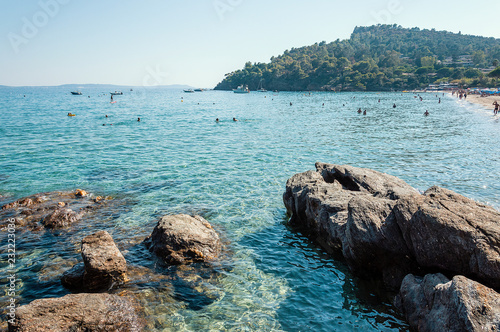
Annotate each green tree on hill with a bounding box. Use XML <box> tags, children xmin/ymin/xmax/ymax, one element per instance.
<box><xmin>215</xmin><ymin>25</ymin><xmax>500</xmax><ymax>91</ymax></box>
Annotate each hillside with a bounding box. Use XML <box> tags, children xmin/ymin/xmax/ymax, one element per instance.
<box><xmin>215</xmin><ymin>25</ymin><xmax>500</xmax><ymax>91</ymax></box>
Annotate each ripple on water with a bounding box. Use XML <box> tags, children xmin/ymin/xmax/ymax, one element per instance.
<box><xmin>1</xmin><ymin>89</ymin><xmax>498</xmax><ymax>330</ymax></box>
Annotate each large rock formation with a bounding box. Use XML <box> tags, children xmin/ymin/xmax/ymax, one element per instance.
<box><xmin>394</xmin><ymin>186</ymin><xmax>500</xmax><ymax>289</ymax></box>
<box><xmin>283</xmin><ymin>163</ymin><xmax>500</xmax><ymax>290</ymax></box>
<box><xmin>396</xmin><ymin>273</ymin><xmax>500</xmax><ymax>332</ymax></box>
<box><xmin>62</xmin><ymin>230</ymin><xmax>127</xmax><ymax>292</ymax></box>
<box><xmin>0</xmin><ymin>190</ymin><xmax>110</xmax><ymax>230</ymax></box>
<box><xmin>284</xmin><ymin>162</ymin><xmax>420</xmax><ymax>287</ymax></box>
<box><xmin>145</xmin><ymin>214</ymin><xmax>222</xmax><ymax>264</ymax></box>
<box><xmin>8</xmin><ymin>293</ymin><xmax>143</xmax><ymax>332</ymax></box>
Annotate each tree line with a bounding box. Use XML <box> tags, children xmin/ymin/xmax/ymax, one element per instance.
<box><xmin>215</xmin><ymin>25</ymin><xmax>500</xmax><ymax>91</ymax></box>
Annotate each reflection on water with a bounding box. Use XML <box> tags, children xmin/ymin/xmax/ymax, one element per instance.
<box><xmin>1</xmin><ymin>87</ymin><xmax>499</xmax><ymax>330</ymax></box>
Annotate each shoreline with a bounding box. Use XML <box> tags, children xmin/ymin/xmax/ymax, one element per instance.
<box><xmin>454</xmin><ymin>93</ymin><xmax>499</xmax><ymax>111</ymax></box>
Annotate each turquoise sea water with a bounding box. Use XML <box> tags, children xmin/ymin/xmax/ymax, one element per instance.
<box><xmin>1</xmin><ymin>86</ymin><xmax>499</xmax><ymax>331</ymax></box>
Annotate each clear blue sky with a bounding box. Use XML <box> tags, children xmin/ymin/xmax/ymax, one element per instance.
<box><xmin>1</xmin><ymin>0</ymin><xmax>499</xmax><ymax>87</ymax></box>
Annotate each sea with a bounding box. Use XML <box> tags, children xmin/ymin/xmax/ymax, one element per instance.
<box><xmin>0</xmin><ymin>86</ymin><xmax>499</xmax><ymax>331</ymax></box>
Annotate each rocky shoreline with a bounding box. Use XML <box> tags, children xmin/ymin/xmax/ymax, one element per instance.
<box><xmin>1</xmin><ymin>190</ymin><xmax>224</xmax><ymax>331</ymax></box>
<box><xmin>3</xmin><ymin>166</ymin><xmax>500</xmax><ymax>331</ymax></box>
<box><xmin>284</xmin><ymin>162</ymin><xmax>500</xmax><ymax>331</ymax></box>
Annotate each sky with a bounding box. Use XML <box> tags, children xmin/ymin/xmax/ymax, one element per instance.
<box><xmin>1</xmin><ymin>0</ymin><xmax>500</xmax><ymax>88</ymax></box>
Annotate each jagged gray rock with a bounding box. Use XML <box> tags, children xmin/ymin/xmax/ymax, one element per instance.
<box><xmin>284</xmin><ymin>162</ymin><xmax>420</xmax><ymax>287</ymax></box>
<box><xmin>396</xmin><ymin>273</ymin><xmax>500</xmax><ymax>332</ymax></box>
<box><xmin>394</xmin><ymin>186</ymin><xmax>500</xmax><ymax>289</ymax></box>
<box><xmin>284</xmin><ymin>163</ymin><xmax>500</xmax><ymax>290</ymax></box>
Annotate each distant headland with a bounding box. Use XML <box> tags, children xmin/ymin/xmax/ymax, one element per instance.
<box><xmin>215</xmin><ymin>25</ymin><xmax>500</xmax><ymax>92</ymax></box>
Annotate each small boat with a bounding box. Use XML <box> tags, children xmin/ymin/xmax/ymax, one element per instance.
<box><xmin>71</xmin><ymin>91</ymin><xmax>82</xmax><ymax>95</ymax></box>
<box><xmin>257</xmin><ymin>79</ymin><xmax>267</xmax><ymax>92</ymax></box>
<box><xmin>194</xmin><ymin>88</ymin><xmax>204</xmax><ymax>92</ymax></box>
<box><xmin>184</xmin><ymin>89</ymin><xmax>194</xmax><ymax>93</ymax></box>
<box><xmin>233</xmin><ymin>85</ymin><xmax>250</xmax><ymax>94</ymax></box>
<box><xmin>110</xmin><ymin>91</ymin><xmax>123</xmax><ymax>95</ymax></box>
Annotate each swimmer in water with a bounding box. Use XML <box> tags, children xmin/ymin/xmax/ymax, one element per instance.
<box><xmin>363</xmin><ymin>110</ymin><xmax>367</xmax><ymax>115</ymax></box>
<box><xmin>137</xmin><ymin>117</ymin><xmax>141</xmax><ymax>122</ymax></box>
<box><xmin>216</xmin><ymin>118</ymin><xmax>219</xmax><ymax>122</ymax></box>
<box><xmin>393</xmin><ymin>103</ymin><xmax>397</xmax><ymax>108</ymax></box>
<box><xmin>357</xmin><ymin>108</ymin><xmax>362</xmax><ymax>114</ymax></box>
<box><xmin>424</xmin><ymin>110</ymin><xmax>429</xmax><ymax>116</ymax></box>
<box><xmin>233</xmin><ymin>117</ymin><xmax>238</xmax><ymax>121</ymax></box>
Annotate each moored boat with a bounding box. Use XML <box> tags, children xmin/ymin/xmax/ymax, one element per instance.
<box><xmin>70</xmin><ymin>91</ymin><xmax>82</xmax><ymax>95</ymax></box>
<box><xmin>233</xmin><ymin>85</ymin><xmax>250</xmax><ymax>94</ymax></box>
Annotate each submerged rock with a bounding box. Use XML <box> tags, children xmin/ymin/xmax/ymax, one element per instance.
<box><xmin>396</xmin><ymin>273</ymin><xmax>500</xmax><ymax>332</ymax></box>
<box><xmin>145</xmin><ymin>214</ymin><xmax>222</xmax><ymax>264</ymax></box>
<box><xmin>61</xmin><ymin>230</ymin><xmax>127</xmax><ymax>292</ymax></box>
<box><xmin>8</xmin><ymin>293</ymin><xmax>143</xmax><ymax>332</ymax></box>
<box><xmin>0</xmin><ymin>189</ymin><xmax>112</xmax><ymax>230</ymax></box>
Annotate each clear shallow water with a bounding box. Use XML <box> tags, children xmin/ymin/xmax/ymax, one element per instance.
<box><xmin>0</xmin><ymin>86</ymin><xmax>499</xmax><ymax>331</ymax></box>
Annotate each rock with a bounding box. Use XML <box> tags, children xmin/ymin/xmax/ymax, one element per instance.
<box><xmin>284</xmin><ymin>163</ymin><xmax>500</xmax><ymax>290</ymax></box>
<box><xmin>343</xmin><ymin>195</ymin><xmax>419</xmax><ymax>289</ymax></box>
<box><xmin>396</xmin><ymin>273</ymin><xmax>500</xmax><ymax>332</ymax></box>
<box><xmin>8</xmin><ymin>293</ymin><xmax>143</xmax><ymax>331</ymax></box>
<box><xmin>0</xmin><ymin>190</ymin><xmax>110</xmax><ymax>230</ymax></box>
<box><xmin>82</xmin><ymin>231</ymin><xmax>128</xmax><ymax>291</ymax></box>
<box><xmin>42</xmin><ymin>208</ymin><xmax>84</xmax><ymax>228</ymax></box>
<box><xmin>315</xmin><ymin>162</ymin><xmax>418</xmax><ymax>200</ymax></box>
<box><xmin>145</xmin><ymin>214</ymin><xmax>221</xmax><ymax>264</ymax></box>
<box><xmin>62</xmin><ymin>231</ymin><xmax>127</xmax><ymax>292</ymax></box>
<box><xmin>61</xmin><ymin>263</ymin><xmax>85</xmax><ymax>290</ymax></box>
<box><xmin>283</xmin><ymin>162</ymin><xmax>419</xmax><ymax>286</ymax></box>
<box><xmin>75</xmin><ymin>189</ymin><xmax>87</xmax><ymax>197</ymax></box>
<box><xmin>394</xmin><ymin>186</ymin><xmax>500</xmax><ymax>290</ymax></box>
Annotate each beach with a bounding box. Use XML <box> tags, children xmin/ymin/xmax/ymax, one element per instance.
<box><xmin>462</xmin><ymin>94</ymin><xmax>499</xmax><ymax>110</ymax></box>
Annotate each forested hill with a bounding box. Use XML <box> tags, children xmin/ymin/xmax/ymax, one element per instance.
<box><xmin>214</xmin><ymin>25</ymin><xmax>500</xmax><ymax>91</ymax></box>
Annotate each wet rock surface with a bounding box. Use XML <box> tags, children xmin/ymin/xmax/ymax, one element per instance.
<box><xmin>145</xmin><ymin>214</ymin><xmax>222</xmax><ymax>265</ymax></box>
<box><xmin>0</xmin><ymin>190</ymin><xmax>112</xmax><ymax>230</ymax></box>
<box><xmin>8</xmin><ymin>293</ymin><xmax>144</xmax><ymax>332</ymax></box>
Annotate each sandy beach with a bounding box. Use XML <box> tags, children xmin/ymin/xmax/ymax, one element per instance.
<box><xmin>461</xmin><ymin>94</ymin><xmax>499</xmax><ymax>111</ymax></box>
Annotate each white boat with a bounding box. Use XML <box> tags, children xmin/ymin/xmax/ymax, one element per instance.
<box><xmin>70</xmin><ymin>91</ymin><xmax>82</xmax><ymax>95</ymax></box>
<box><xmin>184</xmin><ymin>89</ymin><xmax>194</xmax><ymax>93</ymax></box>
<box><xmin>257</xmin><ymin>79</ymin><xmax>267</xmax><ymax>92</ymax></box>
<box><xmin>233</xmin><ymin>85</ymin><xmax>250</xmax><ymax>93</ymax></box>
<box><xmin>194</xmin><ymin>88</ymin><xmax>204</xmax><ymax>92</ymax></box>
<box><xmin>110</xmin><ymin>91</ymin><xmax>123</xmax><ymax>95</ymax></box>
